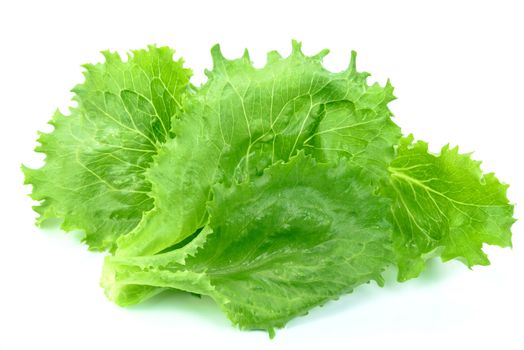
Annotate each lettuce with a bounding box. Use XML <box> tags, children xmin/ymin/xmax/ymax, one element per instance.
<box><xmin>24</xmin><ymin>42</ymin><xmax>515</xmax><ymax>336</ymax></box>
<box><xmin>103</xmin><ymin>152</ymin><xmax>393</xmax><ymax>334</ymax></box>
<box><xmin>387</xmin><ymin>136</ymin><xmax>514</xmax><ymax>281</ymax></box>
<box><xmin>115</xmin><ymin>41</ymin><xmax>400</xmax><ymax>258</ymax></box>
<box><xmin>23</xmin><ymin>46</ymin><xmax>192</xmax><ymax>250</ymax></box>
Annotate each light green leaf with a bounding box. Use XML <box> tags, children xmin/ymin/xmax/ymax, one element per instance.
<box><xmin>22</xmin><ymin>46</ymin><xmax>192</xmax><ymax>250</ymax></box>
<box><xmin>116</xmin><ymin>41</ymin><xmax>400</xmax><ymax>257</ymax></box>
<box><xmin>387</xmin><ymin>136</ymin><xmax>515</xmax><ymax>281</ymax></box>
<box><xmin>102</xmin><ymin>152</ymin><xmax>393</xmax><ymax>334</ymax></box>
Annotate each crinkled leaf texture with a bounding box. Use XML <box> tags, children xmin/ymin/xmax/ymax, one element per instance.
<box><xmin>23</xmin><ymin>46</ymin><xmax>192</xmax><ymax>250</ymax></box>
<box><xmin>387</xmin><ymin>136</ymin><xmax>515</xmax><ymax>281</ymax></box>
<box><xmin>116</xmin><ymin>41</ymin><xmax>400</xmax><ymax>257</ymax></box>
<box><xmin>102</xmin><ymin>152</ymin><xmax>393</xmax><ymax>334</ymax></box>
<box><xmin>22</xmin><ymin>42</ymin><xmax>516</xmax><ymax>336</ymax></box>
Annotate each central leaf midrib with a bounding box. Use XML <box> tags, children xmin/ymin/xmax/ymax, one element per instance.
<box><xmin>388</xmin><ymin>167</ymin><xmax>502</xmax><ymax>209</ymax></box>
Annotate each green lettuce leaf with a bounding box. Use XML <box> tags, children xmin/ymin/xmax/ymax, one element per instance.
<box><xmin>22</xmin><ymin>42</ymin><xmax>515</xmax><ymax>335</ymax></box>
<box><xmin>102</xmin><ymin>152</ymin><xmax>393</xmax><ymax>335</ymax></box>
<box><xmin>387</xmin><ymin>136</ymin><xmax>515</xmax><ymax>281</ymax></box>
<box><xmin>22</xmin><ymin>46</ymin><xmax>192</xmax><ymax>250</ymax></box>
<box><xmin>116</xmin><ymin>41</ymin><xmax>400</xmax><ymax>257</ymax></box>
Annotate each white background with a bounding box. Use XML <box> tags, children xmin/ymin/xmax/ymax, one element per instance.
<box><xmin>1</xmin><ymin>0</ymin><xmax>523</xmax><ymax>349</ymax></box>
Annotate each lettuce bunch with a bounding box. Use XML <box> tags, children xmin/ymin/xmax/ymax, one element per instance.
<box><xmin>23</xmin><ymin>42</ymin><xmax>515</xmax><ymax>336</ymax></box>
